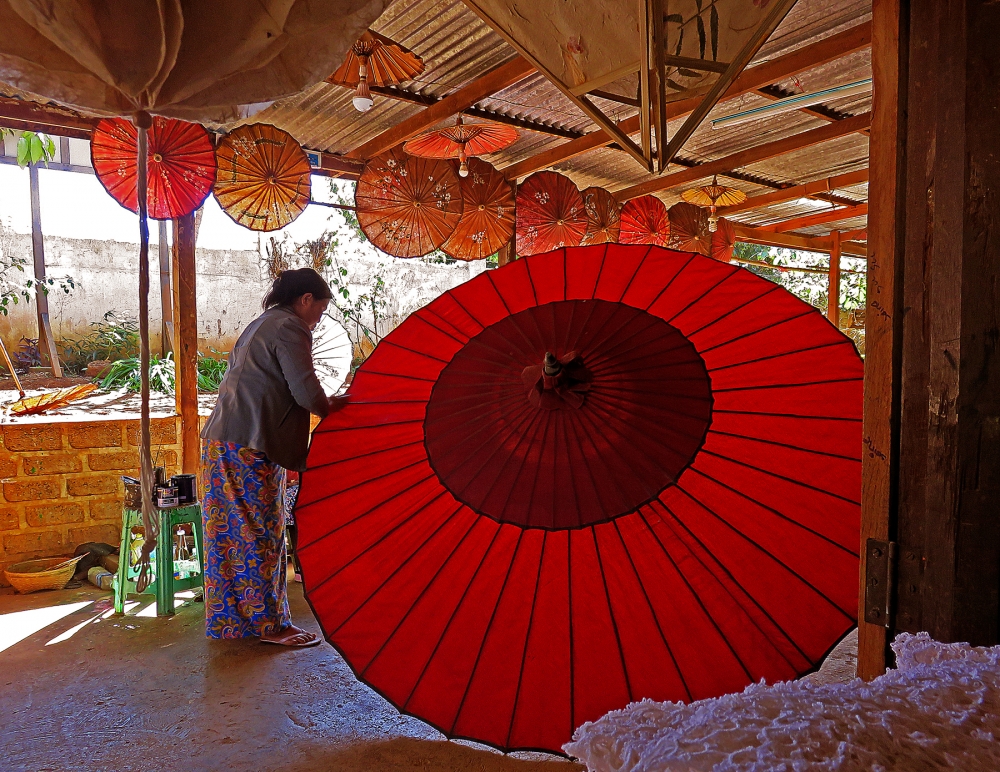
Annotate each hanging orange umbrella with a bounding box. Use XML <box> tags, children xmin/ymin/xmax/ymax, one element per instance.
<box><xmin>711</xmin><ymin>217</ymin><xmax>738</xmax><ymax>262</ymax></box>
<box><xmin>619</xmin><ymin>195</ymin><xmax>670</xmax><ymax>246</ymax></box>
<box><xmin>91</xmin><ymin>117</ymin><xmax>216</xmax><ymax>220</ymax></box>
<box><xmin>681</xmin><ymin>176</ymin><xmax>748</xmax><ymax>231</ymax></box>
<box><xmin>329</xmin><ymin>31</ymin><xmax>425</xmax><ymax>112</ymax></box>
<box><xmin>355</xmin><ymin>149</ymin><xmax>463</xmax><ymax>258</ymax></box>
<box><xmin>442</xmin><ymin>158</ymin><xmax>515</xmax><ymax>261</ymax></box>
<box><xmin>580</xmin><ymin>187</ymin><xmax>621</xmax><ymax>246</ymax></box>
<box><xmin>404</xmin><ymin>116</ymin><xmax>519</xmax><ymax>178</ymax></box>
<box><xmin>668</xmin><ymin>202</ymin><xmax>712</xmax><ymax>255</ymax></box>
<box><xmin>214</xmin><ymin>124</ymin><xmax>312</xmax><ymax>232</ymax></box>
<box><xmin>515</xmin><ymin>171</ymin><xmax>586</xmax><ymax>256</ymax></box>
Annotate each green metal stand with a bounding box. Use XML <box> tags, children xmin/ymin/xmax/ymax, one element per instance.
<box><xmin>113</xmin><ymin>503</ymin><xmax>204</xmax><ymax>616</ymax></box>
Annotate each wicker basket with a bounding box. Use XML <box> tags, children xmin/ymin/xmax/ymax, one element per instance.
<box><xmin>4</xmin><ymin>555</ymin><xmax>85</xmax><ymax>593</ymax></box>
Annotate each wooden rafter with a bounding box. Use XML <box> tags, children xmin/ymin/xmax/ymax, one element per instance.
<box><xmin>718</xmin><ymin>168</ymin><xmax>869</xmax><ymax>215</ymax></box>
<box><xmin>500</xmin><ymin>22</ymin><xmax>872</xmax><ymax>181</ymax></box>
<box><xmin>615</xmin><ymin>112</ymin><xmax>872</xmax><ymax>202</ymax></box>
<box><xmin>763</xmin><ymin>203</ymin><xmax>869</xmax><ymax>233</ymax></box>
<box><xmin>840</xmin><ymin>228</ymin><xmax>868</xmax><ymax>241</ymax></box>
<box><xmin>731</xmin><ymin>222</ymin><xmax>867</xmax><ymax>257</ymax></box>
<box><xmin>346</xmin><ymin>56</ymin><xmax>534</xmax><ymax>159</ymax></box>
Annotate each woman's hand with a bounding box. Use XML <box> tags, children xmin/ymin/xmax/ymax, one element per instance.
<box><xmin>328</xmin><ymin>394</ymin><xmax>349</xmax><ymax>413</ymax></box>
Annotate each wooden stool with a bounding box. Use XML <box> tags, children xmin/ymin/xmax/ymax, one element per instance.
<box><xmin>113</xmin><ymin>503</ymin><xmax>204</xmax><ymax>616</ymax></box>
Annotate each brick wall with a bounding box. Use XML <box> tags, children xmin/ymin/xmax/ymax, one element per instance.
<box><xmin>0</xmin><ymin>416</ymin><xmax>183</xmax><ymax>585</ymax></box>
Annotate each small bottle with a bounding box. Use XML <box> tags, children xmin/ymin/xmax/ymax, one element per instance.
<box><xmin>88</xmin><ymin>566</ymin><xmax>114</xmax><ymax>591</ymax></box>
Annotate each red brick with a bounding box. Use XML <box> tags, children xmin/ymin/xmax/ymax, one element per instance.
<box><xmin>90</xmin><ymin>500</ymin><xmax>123</xmax><ymax>521</ymax></box>
<box><xmin>87</xmin><ymin>451</ymin><xmax>140</xmax><ymax>472</ymax></box>
<box><xmin>0</xmin><ymin>456</ymin><xmax>16</xmax><ymax>479</ymax></box>
<box><xmin>25</xmin><ymin>502</ymin><xmax>84</xmax><ymax>527</ymax></box>
<box><xmin>127</xmin><ymin>419</ymin><xmax>177</xmax><ymax>447</ymax></box>
<box><xmin>68</xmin><ymin>423</ymin><xmax>123</xmax><ymax>449</ymax></box>
<box><xmin>3</xmin><ymin>425</ymin><xmax>62</xmax><ymax>452</ymax></box>
<box><xmin>3</xmin><ymin>530</ymin><xmax>63</xmax><ymax>554</ymax></box>
<box><xmin>0</xmin><ymin>508</ymin><xmax>18</xmax><ymax>531</ymax></box>
<box><xmin>67</xmin><ymin>476</ymin><xmax>118</xmax><ymax>497</ymax></box>
<box><xmin>68</xmin><ymin>523</ymin><xmax>120</xmax><ymax>546</ymax></box>
<box><xmin>23</xmin><ymin>455</ymin><xmax>83</xmax><ymax>476</ymax></box>
<box><xmin>3</xmin><ymin>479</ymin><xmax>61</xmax><ymax>502</ymax></box>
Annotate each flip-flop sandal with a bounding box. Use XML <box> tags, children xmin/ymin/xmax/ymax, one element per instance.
<box><xmin>261</xmin><ymin>630</ymin><xmax>322</xmax><ymax>648</ymax></box>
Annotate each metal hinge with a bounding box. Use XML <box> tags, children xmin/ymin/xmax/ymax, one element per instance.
<box><xmin>864</xmin><ymin>538</ymin><xmax>898</xmax><ymax>628</ymax></box>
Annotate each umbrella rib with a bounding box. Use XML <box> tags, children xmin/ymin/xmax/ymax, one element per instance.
<box><xmin>686</xmin><ymin>465</ymin><xmax>859</xmax><ymax>556</ymax></box>
<box><xmin>417</xmin><ymin>308</ymin><xmax>476</xmax><ymax>346</ymax></box>
<box><xmin>712</xmin><ymin>376</ymin><xmax>863</xmax><ymax>393</ymax></box>
<box><xmin>666</xmin><ymin>269</ymin><xmax>741</xmax><ymax>325</ymax></box>
<box><xmin>696</xmin><ymin>310</ymin><xmax>815</xmax><ymax>354</ymax></box>
<box><xmin>615</xmin><ymin>246</ymin><xmax>655</xmax><ymax>302</ymax></box>
<box><xmin>709</xmin><ymin>429</ymin><xmax>862</xmax><ymax>463</ymax></box>
<box><xmin>592</xmin><ymin>527</ymin><xmax>634</xmax><ymax>703</ymax></box>
<box><xmin>684</xmin><ymin>285</ymin><xmax>782</xmax><ymax>339</ymax></box>
<box><xmin>642</xmin><ymin>253</ymin><xmax>697</xmax><ymax>312</ymax></box>
<box><xmin>672</xmin><ymin>482</ymin><xmax>856</xmax><ymax>620</ymax></box>
<box><xmin>490</xmin><ymin>408</ymin><xmax>553</xmax><ymax>526</ymax></box>
<box><xmin>450</xmin><ymin>530</ymin><xmax>526</xmax><ymax>736</ymax></box>
<box><xmin>505</xmin><ymin>535</ymin><xmax>547</xmax><ymax>748</ymax></box>
<box><xmin>420</xmin><ymin>307</ymin><xmax>477</xmax><ymax>347</ymax></box>
<box><xmin>638</xmin><ymin>507</ymin><xmax>757</xmax><ymax>681</ymax></box>
<box><xmin>713</xmin><ymin>408</ymin><xmax>862</xmax><ymax>422</ymax></box>
<box><xmin>359</xmin><ymin>369</ymin><xmax>437</xmax><ymax>383</ymax></box>
<box><xmin>375</xmin><ymin>339</ymin><xmax>452</xmax><ymax>365</ymax></box>
<box><xmin>584</xmin><ymin>392</ymin><xmax>710</xmax><ymax>442</ymax></box>
<box><xmin>427</xmin><ymin>397</ymin><xmax>540</xmax><ymax>477</ymax></box>
<box><xmin>706</xmin><ymin>339</ymin><xmax>851</xmax><ymax>373</ymax></box>
<box><xmin>610</xmin><ymin>518</ymin><xmax>693</xmax><ymax>701</ymax></box>
<box><xmin>697</xmin><ymin>448</ymin><xmax>861</xmax><ymax>506</ymax></box>
<box><xmin>306</xmin><ymin>437</ymin><xmax>424</xmax><ymax>472</ymax></box>
<box><xmin>359</xmin><ymin>513</ymin><xmax>481</xmax><ymax>679</ymax></box>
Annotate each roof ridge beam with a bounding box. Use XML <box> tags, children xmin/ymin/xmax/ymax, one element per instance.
<box><xmin>763</xmin><ymin>203</ymin><xmax>869</xmax><ymax>233</ymax></box>
<box><xmin>718</xmin><ymin>168</ymin><xmax>869</xmax><ymax>215</ymax></box>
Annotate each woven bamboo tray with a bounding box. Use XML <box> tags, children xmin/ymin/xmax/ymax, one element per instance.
<box><xmin>4</xmin><ymin>555</ymin><xmax>85</xmax><ymax>593</ymax></box>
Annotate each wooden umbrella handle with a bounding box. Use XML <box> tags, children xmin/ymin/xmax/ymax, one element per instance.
<box><xmin>0</xmin><ymin>336</ymin><xmax>25</xmax><ymax>398</ymax></box>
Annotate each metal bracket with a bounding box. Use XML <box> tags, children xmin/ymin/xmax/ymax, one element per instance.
<box><xmin>864</xmin><ymin>538</ymin><xmax>898</xmax><ymax>628</ymax></box>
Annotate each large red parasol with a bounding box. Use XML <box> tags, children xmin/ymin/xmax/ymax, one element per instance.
<box><xmin>618</xmin><ymin>194</ymin><xmax>670</xmax><ymax>246</ymax></box>
<box><xmin>91</xmin><ymin>116</ymin><xmax>216</xmax><ymax>220</ymax></box>
<box><xmin>404</xmin><ymin>116</ymin><xmax>519</xmax><ymax>178</ymax></box>
<box><xmin>580</xmin><ymin>186</ymin><xmax>621</xmax><ymax>246</ymax></box>
<box><xmin>296</xmin><ymin>244</ymin><xmax>862</xmax><ymax>754</ymax></box>
<box><xmin>441</xmin><ymin>158</ymin><xmax>515</xmax><ymax>261</ymax></box>
<box><xmin>668</xmin><ymin>201</ymin><xmax>712</xmax><ymax>255</ymax></box>
<box><xmin>213</xmin><ymin>123</ymin><xmax>312</xmax><ymax>232</ymax></box>
<box><xmin>355</xmin><ymin>150</ymin><xmax>464</xmax><ymax>258</ymax></box>
<box><xmin>515</xmin><ymin>171</ymin><xmax>587</xmax><ymax>256</ymax></box>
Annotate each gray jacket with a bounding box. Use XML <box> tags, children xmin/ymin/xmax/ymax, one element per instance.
<box><xmin>201</xmin><ymin>306</ymin><xmax>329</xmax><ymax>471</ymax></box>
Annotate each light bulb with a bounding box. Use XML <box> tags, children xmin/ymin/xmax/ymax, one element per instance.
<box><xmin>353</xmin><ymin>60</ymin><xmax>374</xmax><ymax>113</ymax></box>
<box><xmin>459</xmin><ymin>161</ymin><xmax>469</xmax><ymax>177</ymax></box>
<box><xmin>708</xmin><ymin>214</ymin><xmax>719</xmax><ymax>232</ymax></box>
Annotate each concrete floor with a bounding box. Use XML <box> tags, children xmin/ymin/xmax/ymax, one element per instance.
<box><xmin>0</xmin><ymin>578</ymin><xmax>580</xmax><ymax>772</ymax></box>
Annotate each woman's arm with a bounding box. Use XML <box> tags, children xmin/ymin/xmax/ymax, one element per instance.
<box><xmin>274</xmin><ymin>318</ymin><xmax>330</xmax><ymax>418</ymax></box>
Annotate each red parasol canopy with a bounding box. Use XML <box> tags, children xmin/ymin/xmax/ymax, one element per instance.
<box><xmin>668</xmin><ymin>201</ymin><xmax>712</xmax><ymax>255</ymax></box>
<box><xmin>91</xmin><ymin>116</ymin><xmax>216</xmax><ymax>220</ymax></box>
<box><xmin>515</xmin><ymin>171</ymin><xmax>587</xmax><ymax>256</ymax></box>
<box><xmin>441</xmin><ymin>158</ymin><xmax>515</xmax><ymax>261</ymax></box>
<box><xmin>618</xmin><ymin>194</ymin><xmax>670</xmax><ymax>246</ymax></box>
<box><xmin>580</xmin><ymin>186</ymin><xmax>621</xmax><ymax>246</ymax></box>
<box><xmin>297</xmin><ymin>244</ymin><xmax>862</xmax><ymax>754</ymax></box>
<box><xmin>355</xmin><ymin>150</ymin><xmax>464</xmax><ymax>258</ymax></box>
<box><xmin>711</xmin><ymin>217</ymin><xmax>738</xmax><ymax>262</ymax></box>
<box><xmin>404</xmin><ymin>116</ymin><xmax>519</xmax><ymax>178</ymax></box>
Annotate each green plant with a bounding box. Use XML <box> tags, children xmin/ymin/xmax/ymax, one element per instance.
<box><xmin>0</xmin><ymin>236</ymin><xmax>76</xmax><ymax>318</ymax></box>
<box><xmin>60</xmin><ymin>311</ymin><xmax>139</xmax><ymax>373</ymax></box>
<box><xmin>197</xmin><ymin>351</ymin><xmax>228</xmax><ymax>391</ymax></box>
<box><xmin>99</xmin><ymin>354</ymin><xmax>175</xmax><ymax>394</ymax></box>
<box><xmin>0</xmin><ymin>129</ymin><xmax>56</xmax><ymax>167</ymax></box>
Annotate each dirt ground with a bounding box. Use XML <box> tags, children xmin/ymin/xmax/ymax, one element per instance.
<box><xmin>0</xmin><ymin>575</ymin><xmax>580</xmax><ymax>772</ymax></box>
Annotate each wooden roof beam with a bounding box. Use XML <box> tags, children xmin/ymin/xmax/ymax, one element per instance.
<box><xmin>500</xmin><ymin>21</ymin><xmax>872</xmax><ymax>181</ymax></box>
<box><xmin>718</xmin><ymin>168</ymin><xmax>869</xmax><ymax>215</ymax></box>
<box><xmin>731</xmin><ymin>223</ymin><xmax>868</xmax><ymax>257</ymax></box>
<box><xmin>615</xmin><ymin>112</ymin><xmax>872</xmax><ymax>202</ymax></box>
<box><xmin>346</xmin><ymin>56</ymin><xmax>535</xmax><ymax>159</ymax></box>
<box><xmin>762</xmin><ymin>203</ymin><xmax>869</xmax><ymax>233</ymax></box>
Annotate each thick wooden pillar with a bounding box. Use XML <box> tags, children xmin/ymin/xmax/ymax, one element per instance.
<box><xmin>27</xmin><ymin>164</ymin><xmax>62</xmax><ymax>377</ymax></box>
<box><xmin>827</xmin><ymin>230</ymin><xmax>841</xmax><ymax>327</ymax></box>
<box><xmin>172</xmin><ymin>212</ymin><xmax>199</xmax><ymax>474</ymax></box>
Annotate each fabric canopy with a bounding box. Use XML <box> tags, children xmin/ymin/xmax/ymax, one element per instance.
<box><xmin>297</xmin><ymin>244</ymin><xmax>863</xmax><ymax>754</ymax></box>
<box><xmin>0</xmin><ymin>0</ymin><xmax>384</xmax><ymax>122</ymax></box>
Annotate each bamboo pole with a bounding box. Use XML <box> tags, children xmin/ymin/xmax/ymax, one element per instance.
<box><xmin>828</xmin><ymin>230</ymin><xmax>842</xmax><ymax>326</ymax></box>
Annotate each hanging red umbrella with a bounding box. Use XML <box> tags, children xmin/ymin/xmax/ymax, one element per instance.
<box><xmin>516</xmin><ymin>171</ymin><xmax>587</xmax><ymax>256</ymax></box>
<box><xmin>711</xmin><ymin>217</ymin><xmax>738</xmax><ymax>262</ymax></box>
<box><xmin>91</xmin><ymin>116</ymin><xmax>216</xmax><ymax>219</ymax></box>
<box><xmin>328</xmin><ymin>31</ymin><xmax>425</xmax><ymax>113</ymax></box>
<box><xmin>619</xmin><ymin>194</ymin><xmax>670</xmax><ymax>246</ymax></box>
<box><xmin>668</xmin><ymin>201</ymin><xmax>712</xmax><ymax>255</ymax></box>
<box><xmin>355</xmin><ymin>149</ymin><xmax>463</xmax><ymax>258</ymax></box>
<box><xmin>441</xmin><ymin>158</ymin><xmax>515</xmax><ymax>261</ymax></box>
<box><xmin>404</xmin><ymin>115</ymin><xmax>519</xmax><ymax>178</ymax></box>
<box><xmin>580</xmin><ymin>186</ymin><xmax>621</xmax><ymax>246</ymax></box>
<box><xmin>296</xmin><ymin>244</ymin><xmax>862</xmax><ymax>754</ymax></box>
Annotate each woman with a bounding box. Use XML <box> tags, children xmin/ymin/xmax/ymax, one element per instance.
<box><xmin>200</xmin><ymin>268</ymin><xmax>346</xmax><ymax>647</ymax></box>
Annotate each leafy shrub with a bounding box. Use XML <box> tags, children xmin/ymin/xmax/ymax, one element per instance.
<box><xmin>12</xmin><ymin>337</ymin><xmax>41</xmax><ymax>371</ymax></box>
<box><xmin>197</xmin><ymin>351</ymin><xmax>228</xmax><ymax>391</ymax></box>
<box><xmin>98</xmin><ymin>354</ymin><xmax>175</xmax><ymax>394</ymax></box>
<box><xmin>60</xmin><ymin>311</ymin><xmax>140</xmax><ymax>374</ymax></box>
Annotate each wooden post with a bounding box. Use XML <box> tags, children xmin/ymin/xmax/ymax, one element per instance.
<box><xmin>827</xmin><ymin>230</ymin><xmax>841</xmax><ymax>327</ymax></box>
<box><xmin>158</xmin><ymin>220</ymin><xmax>174</xmax><ymax>358</ymax></box>
<box><xmin>27</xmin><ymin>163</ymin><xmax>62</xmax><ymax>377</ymax></box>
<box><xmin>858</xmin><ymin>0</ymin><xmax>906</xmax><ymax>679</ymax></box>
<box><xmin>172</xmin><ymin>212</ymin><xmax>199</xmax><ymax>475</ymax></box>
<box><xmin>497</xmin><ymin>240</ymin><xmax>515</xmax><ymax>267</ymax></box>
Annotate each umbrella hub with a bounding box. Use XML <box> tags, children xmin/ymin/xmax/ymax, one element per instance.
<box><xmin>522</xmin><ymin>350</ymin><xmax>592</xmax><ymax>410</ymax></box>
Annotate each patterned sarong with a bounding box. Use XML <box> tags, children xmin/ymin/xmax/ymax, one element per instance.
<box><xmin>200</xmin><ymin>439</ymin><xmax>289</xmax><ymax>638</ymax></box>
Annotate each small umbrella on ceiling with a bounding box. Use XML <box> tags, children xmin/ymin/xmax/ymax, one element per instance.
<box><xmin>619</xmin><ymin>194</ymin><xmax>670</xmax><ymax>246</ymax></box>
<box><xmin>91</xmin><ymin>117</ymin><xmax>216</xmax><ymax>220</ymax></box>
<box><xmin>404</xmin><ymin>115</ymin><xmax>519</xmax><ymax>178</ymax></box>
<box><xmin>296</xmin><ymin>243</ymin><xmax>862</xmax><ymax>754</ymax></box>
<box><xmin>355</xmin><ymin>149</ymin><xmax>464</xmax><ymax>258</ymax></box>
<box><xmin>515</xmin><ymin>171</ymin><xmax>587</xmax><ymax>256</ymax></box>
<box><xmin>329</xmin><ymin>30</ymin><xmax>425</xmax><ymax>113</ymax></box>
<box><xmin>682</xmin><ymin>176</ymin><xmax>748</xmax><ymax>232</ymax></box>
<box><xmin>711</xmin><ymin>217</ymin><xmax>738</xmax><ymax>262</ymax></box>
<box><xmin>441</xmin><ymin>158</ymin><xmax>515</xmax><ymax>261</ymax></box>
<box><xmin>213</xmin><ymin>123</ymin><xmax>312</xmax><ymax>232</ymax></box>
<box><xmin>580</xmin><ymin>187</ymin><xmax>621</xmax><ymax>246</ymax></box>
<box><xmin>668</xmin><ymin>201</ymin><xmax>712</xmax><ymax>256</ymax></box>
